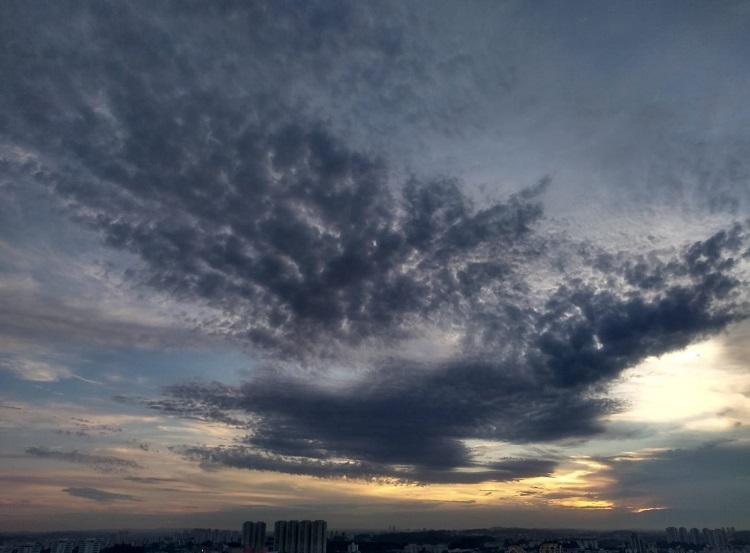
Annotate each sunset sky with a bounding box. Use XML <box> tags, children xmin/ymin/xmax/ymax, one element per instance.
<box><xmin>2</xmin><ymin>0</ymin><xmax>750</xmax><ymax>532</ymax></box>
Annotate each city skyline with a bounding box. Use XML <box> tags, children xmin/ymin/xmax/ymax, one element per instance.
<box><xmin>2</xmin><ymin>0</ymin><xmax>750</xmax><ymax>532</ymax></box>
<box><xmin>1</xmin><ymin>522</ymin><xmax>749</xmax><ymax>553</ymax></box>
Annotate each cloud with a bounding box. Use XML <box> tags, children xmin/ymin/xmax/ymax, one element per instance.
<box><xmin>3</xmin><ymin>0</ymin><xmax>750</xmax><ymax>489</ymax></box>
<box><xmin>175</xmin><ymin>443</ymin><xmax>558</xmax><ymax>485</ymax></box>
<box><xmin>36</xmin><ymin>138</ymin><xmax>546</xmax><ymax>359</ymax></box>
<box><xmin>0</xmin><ymin>286</ymin><xmax>206</xmax><ymax>352</ymax></box>
<box><xmin>0</xmin><ymin>354</ymin><xmax>104</xmax><ymax>385</ymax></box>
<box><xmin>124</xmin><ymin>476</ymin><xmax>180</xmax><ymax>484</ymax></box>
<box><xmin>0</xmin><ymin>0</ymin><xmax>555</xmax><ymax>357</ymax></box>
<box><xmin>570</xmin><ymin>440</ymin><xmax>750</xmax><ymax>523</ymax></box>
<box><xmin>0</xmin><ymin>357</ymin><xmax>73</xmax><ymax>382</ymax></box>
<box><xmin>25</xmin><ymin>447</ymin><xmax>142</xmax><ymax>473</ymax></box>
<box><xmin>146</xmin><ymin>224</ymin><xmax>748</xmax><ymax>483</ymax></box>
<box><xmin>63</xmin><ymin>487</ymin><xmax>138</xmax><ymax>503</ymax></box>
<box><xmin>53</xmin><ymin>418</ymin><xmax>123</xmax><ymax>438</ymax></box>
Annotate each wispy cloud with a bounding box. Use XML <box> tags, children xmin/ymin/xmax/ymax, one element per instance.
<box><xmin>63</xmin><ymin>487</ymin><xmax>139</xmax><ymax>503</ymax></box>
<box><xmin>0</xmin><ymin>358</ymin><xmax>73</xmax><ymax>382</ymax></box>
<box><xmin>25</xmin><ymin>447</ymin><xmax>142</xmax><ymax>473</ymax></box>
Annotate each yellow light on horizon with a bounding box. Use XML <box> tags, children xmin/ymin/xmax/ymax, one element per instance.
<box><xmin>608</xmin><ymin>338</ymin><xmax>750</xmax><ymax>429</ymax></box>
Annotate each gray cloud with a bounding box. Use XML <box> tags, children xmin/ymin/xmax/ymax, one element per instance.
<box><xmin>25</xmin><ymin>447</ymin><xmax>142</xmax><ymax>473</ymax></box>
<box><xmin>124</xmin><ymin>476</ymin><xmax>180</xmax><ymax>484</ymax></box>
<box><xmin>30</xmin><ymin>130</ymin><xmax>546</xmax><ymax>358</ymax></box>
<box><xmin>53</xmin><ymin>418</ymin><xmax>123</xmax><ymax>438</ymax></box>
<box><xmin>0</xmin><ymin>284</ymin><xmax>208</xmax><ymax>353</ymax></box>
<box><xmin>175</xmin><ymin>443</ymin><xmax>558</xmax><ymax>485</ymax></box>
<box><xmin>3</xmin><ymin>1</ymin><xmax>750</xmax><ymax>489</ymax></box>
<box><xmin>596</xmin><ymin>440</ymin><xmax>750</xmax><ymax>523</ymax></box>
<box><xmin>1</xmin><ymin>2</ymin><xmax>547</xmax><ymax>356</ymax></box>
<box><xmin>63</xmin><ymin>487</ymin><xmax>139</xmax><ymax>503</ymax></box>
<box><xmin>147</xmin><ymin>224</ymin><xmax>748</xmax><ymax>483</ymax></box>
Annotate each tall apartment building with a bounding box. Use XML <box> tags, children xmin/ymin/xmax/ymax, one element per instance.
<box><xmin>274</xmin><ymin>520</ymin><xmax>327</xmax><ymax>553</ymax></box>
<box><xmin>81</xmin><ymin>539</ymin><xmax>103</xmax><ymax>553</ymax></box>
<box><xmin>665</xmin><ymin>526</ymin><xmax>732</xmax><ymax>548</ymax></box>
<box><xmin>243</xmin><ymin>521</ymin><xmax>267</xmax><ymax>553</ymax></box>
<box><xmin>310</xmin><ymin>520</ymin><xmax>327</xmax><ymax>553</ymax></box>
<box><xmin>629</xmin><ymin>533</ymin><xmax>645</xmax><ymax>553</ymax></box>
<box><xmin>54</xmin><ymin>541</ymin><xmax>73</xmax><ymax>553</ymax></box>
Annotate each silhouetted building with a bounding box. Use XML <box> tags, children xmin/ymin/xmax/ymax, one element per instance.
<box><xmin>54</xmin><ymin>541</ymin><xmax>72</xmax><ymax>553</ymax></box>
<box><xmin>311</xmin><ymin>520</ymin><xmax>327</xmax><ymax>553</ymax></box>
<box><xmin>629</xmin><ymin>534</ymin><xmax>645</xmax><ymax>553</ymax></box>
<box><xmin>275</xmin><ymin>520</ymin><xmax>326</xmax><ymax>553</ymax></box>
<box><xmin>15</xmin><ymin>544</ymin><xmax>42</xmax><ymax>553</ymax></box>
<box><xmin>81</xmin><ymin>539</ymin><xmax>103</xmax><ymax>553</ymax></box>
<box><xmin>243</xmin><ymin>521</ymin><xmax>267</xmax><ymax>553</ymax></box>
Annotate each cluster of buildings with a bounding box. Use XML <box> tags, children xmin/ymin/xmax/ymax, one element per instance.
<box><xmin>488</xmin><ymin>530</ymin><xmax>745</xmax><ymax>553</ymax></box>
<box><xmin>240</xmin><ymin>520</ymin><xmax>327</xmax><ymax>553</ymax></box>
<box><xmin>1</xmin><ymin>539</ymin><xmax>105</xmax><ymax>553</ymax></box>
<box><xmin>1</xmin><ymin>525</ymin><xmax>747</xmax><ymax>553</ymax></box>
<box><xmin>665</xmin><ymin>529</ymin><xmax>735</xmax><ymax>549</ymax></box>
<box><xmin>401</xmin><ymin>539</ymin><xmax>592</xmax><ymax>553</ymax></box>
<box><xmin>0</xmin><ymin>529</ymin><xmax>244</xmax><ymax>553</ymax></box>
<box><xmin>0</xmin><ymin>545</ymin><xmax>42</xmax><ymax>553</ymax></box>
<box><xmin>185</xmin><ymin>530</ymin><xmax>242</xmax><ymax>545</ymax></box>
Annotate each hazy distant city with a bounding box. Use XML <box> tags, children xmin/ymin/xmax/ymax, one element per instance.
<box><xmin>2</xmin><ymin>523</ymin><xmax>748</xmax><ymax>553</ymax></box>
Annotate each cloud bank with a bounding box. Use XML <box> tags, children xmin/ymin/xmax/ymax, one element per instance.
<box><xmin>2</xmin><ymin>1</ymin><xmax>749</xmax><ymax>487</ymax></box>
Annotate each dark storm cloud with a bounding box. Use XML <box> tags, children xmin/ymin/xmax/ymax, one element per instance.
<box><xmin>1</xmin><ymin>0</ymin><xmax>545</xmax><ymax>356</ymax></box>
<box><xmin>3</xmin><ymin>1</ymin><xmax>750</xmax><ymax>486</ymax></box>
<box><xmin>63</xmin><ymin>487</ymin><xmax>139</xmax><ymax>503</ymax></box>
<box><xmin>174</xmin><ymin>443</ymin><xmax>557</xmax><ymax>485</ymax></box>
<box><xmin>151</xmin><ymin>225</ymin><xmax>748</xmax><ymax>483</ymax></box>
<box><xmin>150</xmin><ymin>356</ymin><xmax>616</xmax><ymax>465</ymax></box>
<box><xmin>25</xmin><ymin>447</ymin><xmax>142</xmax><ymax>473</ymax></box>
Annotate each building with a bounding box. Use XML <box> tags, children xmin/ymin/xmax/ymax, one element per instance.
<box><xmin>404</xmin><ymin>545</ymin><xmax>448</xmax><ymax>553</ymax></box>
<box><xmin>629</xmin><ymin>534</ymin><xmax>645</xmax><ymax>553</ymax></box>
<box><xmin>81</xmin><ymin>539</ymin><xmax>103</xmax><ymax>553</ymax></box>
<box><xmin>539</xmin><ymin>543</ymin><xmax>562</xmax><ymax>553</ymax></box>
<box><xmin>576</xmin><ymin>540</ymin><xmax>598</xmax><ymax>551</ymax></box>
<box><xmin>54</xmin><ymin>541</ymin><xmax>73</xmax><ymax>553</ymax></box>
<box><xmin>274</xmin><ymin>520</ymin><xmax>327</xmax><ymax>553</ymax></box>
<box><xmin>299</xmin><ymin>521</ymin><xmax>312</xmax><ymax>553</ymax></box>
<box><xmin>666</xmin><ymin>528</ymin><xmax>679</xmax><ymax>544</ymax></box>
<box><xmin>703</xmin><ymin>528</ymin><xmax>729</xmax><ymax>549</ymax></box>
<box><xmin>243</xmin><ymin>521</ymin><xmax>267</xmax><ymax>553</ymax></box>
<box><xmin>275</xmin><ymin>521</ymin><xmax>292</xmax><ymax>553</ymax></box>
<box><xmin>311</xmin><ymin>520</ymin><xmax>327</xmax><ymax>553</ymax></box>
<box><xmin>15</xmin><ymin>544</ymin><xmax>42</xmax><ymax>553</ymax></box>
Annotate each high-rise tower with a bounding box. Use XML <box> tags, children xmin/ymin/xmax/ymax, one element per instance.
<box><xmin>242</xmin><ymin>521</ymin><xmax>267</xmax><ymax>553</ymax></box>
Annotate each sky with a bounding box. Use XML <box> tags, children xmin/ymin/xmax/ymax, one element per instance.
<box><xmin>1</xmin><ymin>0</ymin><xmax>750</xmax><ymax>533</ymax></box>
